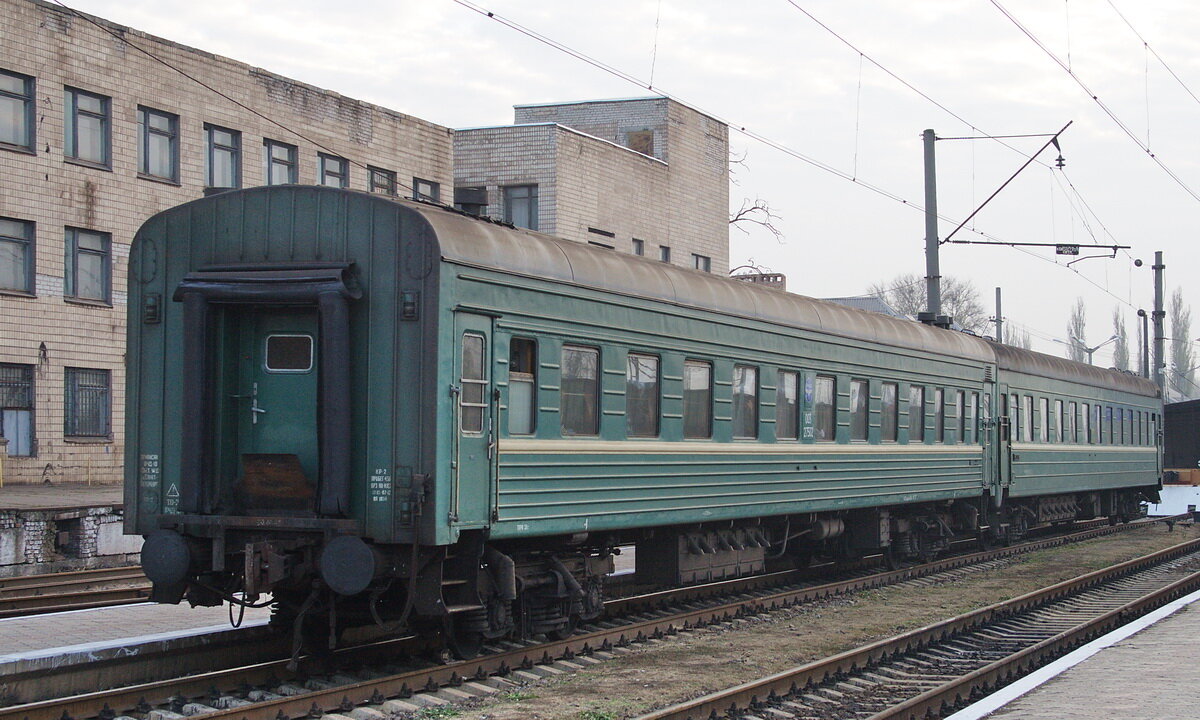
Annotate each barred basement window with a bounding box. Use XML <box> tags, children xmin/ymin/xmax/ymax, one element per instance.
<box><xmin>0</xmin><ymin>363</ymin><xmax>34</xmax><ymax>456</ymax></box>
<box><xmin>369</xmin><ymin>166</ymin><xmax>396</xmax><ymax>195</ymax></box>
<box><xmin>64</xmin><ymin>367</ymin><xmax>110</xmax><ymax>438</ymax></box>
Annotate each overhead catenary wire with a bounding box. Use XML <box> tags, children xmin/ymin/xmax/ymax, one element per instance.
<box><xmin>989</xmin><ymin>0</ymin><xmax>1200</xmax><ymax>204</ymax></box>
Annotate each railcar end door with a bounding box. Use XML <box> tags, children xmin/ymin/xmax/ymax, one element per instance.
<box><xmin>231</xmin><ymin>308</ymin><xmax>320</xmax><ymax>514</ymax></box>
<box><xmin>451</xmin><ymin>312</ymin><xmax>495</xmax><ymax>527</ymax></box>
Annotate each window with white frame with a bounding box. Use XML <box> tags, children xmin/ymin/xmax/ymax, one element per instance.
<box><xmin>65</xmin><ymin>87</ymin><xmax>110</xmax><ymax>167</ymax></box>
<box><xmin>0</xmin><ymin>217</ymin><xmax>33</xmax><ymax>294</ymax></box>
<box><xmin>0</xmin><ymin>363</ymin><xmax>34</xmax><ymax>456</ymax></box>
<box><xmin>503</xmin><ymin>184</ymin><xmax>538</xmax><ymax>230</ymax></box>
<box><xmin>319</xmin><ymin>153</ymin><xmax>349</xmax><ymax>188</ymax></box>
<box><xmin>0</xmin><ymin>69</ymin><xmax>34</xmax><ymax>151</ymax></box>
<box><xmin>206</xmin><ymin>124</ymin><xmax>241</xmax><ymax>188</ymax></box>
<box><xmin>264</xmin><ymin>139</ymin><xmax>297</xmax><ymax>185</ymax></box>
<box><xmin>138</xmin><ymin>106</ymin><xmax>179</xmax><ymax>182</ymax></box>
<box><xmin>64</xmin><ymin>227</ymin><xmax>110</xmax><ymax>303</ymax></box>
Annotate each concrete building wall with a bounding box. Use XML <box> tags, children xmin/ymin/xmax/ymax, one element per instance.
<box><xmin>0</xmin><ymin>0</ymin><xmax>453</xmax><ymax>485</ymax></box>
<box><xmin>513</xmin><ymin>97</ymin><xmax>730</xmax><ymax>273</ymax></box>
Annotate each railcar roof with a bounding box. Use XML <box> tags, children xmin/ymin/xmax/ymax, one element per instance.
<box><xmin>415</xmin><ymin>201</ymin><xmax>994</xmax><ymax>363</ymax></box>
<box><xmin>988</xmin><ymin>342</ymin><xmax>1158</xmax><ymax>397</ymax></box>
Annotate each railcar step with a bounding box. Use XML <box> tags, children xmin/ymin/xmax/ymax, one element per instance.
<box><xmin>444</xmin><ymin>603</ymin><xmax>486</xmax><ymax>613</ymax></box>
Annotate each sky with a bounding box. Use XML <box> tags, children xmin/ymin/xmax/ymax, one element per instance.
<box><xmin>60</xmin><ymin>0</ymin><xmax>1200</xmax><ymax>368</ymax></box>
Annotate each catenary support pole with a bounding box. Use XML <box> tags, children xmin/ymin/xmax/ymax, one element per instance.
<box><xmin>923</xmin><ymin>129</ymin><xmax>942</xmax><ymax>324</ymax></box>
<box><xmin>1153</xmin><ymin>251</ymin><xmax>1166</xmax><ymax>392</ymax></box>
<box><xmin>994</xmin><ymin>287</ymin><xmax>1003</xmax><ymax>343</ymax></box>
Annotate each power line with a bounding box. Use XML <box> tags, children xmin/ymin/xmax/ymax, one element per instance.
<box><xmin>50</xmin><ymin>0</ymin><xmax>419</xmax><ymax>196</ymax></box>
<box><xmin>1105</xmin><ymin>0</ymin><xmax>1200</xmax><ymax>111</ymax></box>
<box><xmin>453</xmin><ymin>0</ymin><xmax>1124</xmax><ymax>259</ymax></box>
<box><xmin>989</xmin><ymin>0</ymin><xmax>1200</xmax><ymax>204</ymax></box>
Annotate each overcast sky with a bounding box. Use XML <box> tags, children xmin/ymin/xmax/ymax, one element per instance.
<box><xmin>63</xmin><ymin>0</ymin><xmax>1200</xmax><ymax>366</ymax></box>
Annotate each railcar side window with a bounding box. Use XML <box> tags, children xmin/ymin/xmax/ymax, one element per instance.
<box><xmin>814</xmin><ymin>375</ymin><xmax>835</xmax><ymax>442</ymax></box>
<box><xmin>561</xmin><ymin>346</ymin><xmax>600</xmax><ymax>436</ymax></box>
<box><xmin>1105</xmin><ymin>406</ymin><xmax>1114</xmax><ymax>444</ymax></box>
<box><xmin>776</xmin><ymin>371</ymin><xmax>799</xmax><ymax>440</ymax></box>
<box><xmin>732</xmin><ymin>365</ymin><xmax>759</xmax><ymax>439</ymax></box>
<box><xmin>460</xmin><ymin>334</ymin><xmax>487</xmax><ymax>434</ymax></box>
<box><xmin>1093</xmin><ymin>404</ymin><xmax>1101</xmax><ymax>444</ymax></box>
<box><xmin>1053</xmin><ymin>400</ymin><xmax>1063</xmax><ymax>443</ymax></box>
<box><xmin>1038</xmin><ymin>398</ymin><xmax>1049</xmax><ymax>443</ymax></box>
<box><xmin>968</xmin><ymin>392</ymin><xmax>979</xmax><ymax>444</ymax></box>
<box><xmin>1022</xmin><ymin>396</ymin><xmax>1033</xmax><ymax>443</ymax></box>
<box><xmin>1010</xmin><ymin>394</ymin><xmax>1019</xmax><ymax>440</ymax></box>
<box><xmin>934</xmin><ymin>388</ymin><xmax>945</xmax><ymax>443</ymax></box>
<box><xmin>1066</xmin><ymin>402</ymin><xmax>1076</xmax><ymax>443</ymax></box>
<box><xmin>683</xmin><ymin>360</ymin><xmax>713</xmax><ymax>439</ymax></box>
<box><xmin>881</xmin><ymin>382</ymin><xmax>898</xmax><ymax>442</ymax></box>
<box><xmin>849</xmin><ymin>379</ymin><xmax>868</xmax><ymax>442</ymax></box>
<box><xmin>508</xmin><ymin>338</ymin><xmax>536</xmax><ymax>435</ymax></box>
<box><xmin>626</xmin><ymin>353</ymin><xmax>660</xmax><ymax>438</ymax></box>
<box><xmin>909</xmin><ymin>385</ymin><xmax>925</xmax><ymax>442</ymax></box>
<box><xmin>954</xmin><ymin>391</ymin><xmax>965</xmax><ymax>444</ymax></box>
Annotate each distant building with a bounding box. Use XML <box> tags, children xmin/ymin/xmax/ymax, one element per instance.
<box><xmin>454</xmin><ymin>97</ymin><xmax>730</xmax><ymax>274</ymax></box>
<box><xmin>0</xmin><ymin>0</ymin><xmax>454</xmax><ymax>485</ymax></box>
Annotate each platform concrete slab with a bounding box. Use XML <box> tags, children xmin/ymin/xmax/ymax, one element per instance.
<box><xmin>0</xmin><ymin>484</ymin><xmax>123</xmax><ymax>511</ymax></box>
<box><xmin>978</xmin><ymin>599</ymin><xmax>1200</xmax><ymax>719</ymax></box>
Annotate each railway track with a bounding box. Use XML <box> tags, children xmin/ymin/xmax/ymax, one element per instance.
<box><xmin>0</xmin><ymin>566</ymin><xmax>150</xmax><ymax>619</ymax></box>
<box><xmin>0</xmin><ymin>516</ymin><xmax>1180</xmax><ymax>720</ymax></box>
<box><xmin>637</xmin><ymin>536</ymin><xmax>1200</xmax><ymax>720</ymax></box>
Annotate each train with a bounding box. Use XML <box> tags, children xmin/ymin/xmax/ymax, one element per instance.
<box><xmin>125</xmin><ymin>185</ymin><xmax>1162</xmax><ymax>657</ymax></box>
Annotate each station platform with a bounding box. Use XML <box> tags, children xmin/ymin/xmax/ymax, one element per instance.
<box><xmin>950</xmin><ymin>587</ymin><xmax>1200</xmax><ymax>719</ymax></box>
<box><xmin>0</xmin><ymin>483</ymin><xmax>123</xmax><ymax>511</ymax></box>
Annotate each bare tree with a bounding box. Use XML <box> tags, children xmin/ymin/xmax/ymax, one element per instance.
<box><xmin>1170</xmin><ymin>288</ymin><xmax>1195</xmax><ymax>399</ymax></box>
<box><xmin>1004</xmin><ymin>325</ymin><xmax>1032</xmax><ymax>350</ymax></box>
<box><xmin>1066</xmin><ymin>298</ymin><xmax>1087</xmax><ymax>363</ymax></box>
<box><xmin>1111</xmin><ymin>307</ymin><xmax>1129</xmax><ymax>371</ymax></box>
<box><xmin>868</xmin><ymin>273</ymin><xmax>990</xmax><ymax>335</ymax></box>
<box><xmin>730</xmin><ymin>198</ymin><xmax>784</xmax><ymax>243</ymax></box>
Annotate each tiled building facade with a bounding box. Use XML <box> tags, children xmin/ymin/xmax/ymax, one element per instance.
<box><xmin>0</xmin><ymin>0</ymin><xmax>453</xmax><ymax>485</ymax></box>
<box><xmin>454</xmin><ymin>97</ymin><xmax>730</xmax><ymax>274</ymax></box>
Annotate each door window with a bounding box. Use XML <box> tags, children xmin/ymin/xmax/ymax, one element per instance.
<box><xmin>461</xmin><ymin>334</ymin><xmax>487</xmax><ymax>433</ymax></box>
<box><xmin>265</xmin><ymin>334</ymin><xmax>313</xmax><ymax>372</ymax></box>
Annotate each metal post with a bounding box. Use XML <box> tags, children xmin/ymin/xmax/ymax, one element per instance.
<box><xmin>1137</xmin><ymin>309</ymin><xmax>1150</xmax><ymax>379</ymax></box>
<box><xmin>994</xmin><ymin>287</ymin><xmax>1003</xmax><ymax>343</ymax></box>
<box><xmin>922</xmin><ymin>129</ymin><xmax>942</xmax><ymax>325</ymax></box>
<box><xmin>1153</xmin><ymin>251</ymin><xmax>1166</xmax><ymax>391</ymax></box>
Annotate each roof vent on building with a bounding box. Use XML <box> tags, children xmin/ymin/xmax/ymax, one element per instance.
<box><xmin>454</xmin><ymin>186</ymin><xmax>488</xmax><ymax>216</ymax></box>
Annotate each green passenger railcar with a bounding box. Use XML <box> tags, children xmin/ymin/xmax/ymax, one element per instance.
<box><xmin>125</xmin><ymin>186</ymin><xmax>1160</xmax><ymax>654</ymax></box>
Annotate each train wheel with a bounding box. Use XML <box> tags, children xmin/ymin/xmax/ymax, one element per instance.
<box><xmin>882</xmin><ymin>546</ymin><xmax>903</xmax><ymax>571</ymax></box>
<box><xmin>445</xmin><ymin>617</ymin><xmax>484</xmax><ymax>660</ymax></box>
<box><xmin>547</xmin><ymin>613</ymin><xmax>579</xmax><ymax>641</ymax></box>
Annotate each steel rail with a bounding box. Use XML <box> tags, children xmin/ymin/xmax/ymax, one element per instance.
<box><xmin>0</xmin><ymin>567</ymin><xmax>150</xmax><ymax>618</ymax></box>
<box><xmin>635</xmin><ymin>535</ymin><xmax>1200</xmax><ymax>720</ymax></box>
<box><xmin>1</xmin><ymin>516</ymin><xmax>1181</xmax><ymax>720</ymax></box>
